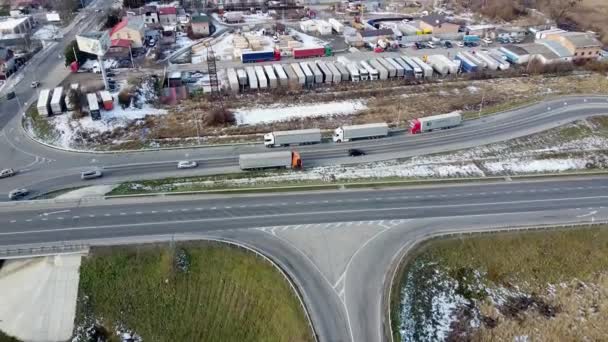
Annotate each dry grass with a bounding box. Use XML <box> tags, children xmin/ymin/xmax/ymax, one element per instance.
<box><xmin>569</xmin><ymin>0</ymin><xmax>608</xmax><ymax>44</ymax></box>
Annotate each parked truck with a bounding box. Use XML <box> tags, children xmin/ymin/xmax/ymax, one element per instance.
<box><xmin>293</xmin><ymin>46</ymin><xmax>326</xmax><ymax>59</ymax></box>
<box><xmin>264</xmin><ymin>128</ymin><xmax>322</xmax><ymax>147</ymax></box>
<box><xmin>455</xmin><ymin>53</ymin><xmax>478</xmax><ymax>73</ymax></box>
<box><xmin>239</xmin><ymin>151</ymin><xmax>302</xmax><ymax>170</ymax></box>
<box><xmin>476</xmin><ymin>51</ymin><xmax>499</xmax><ymax>70</ymax></box>
<box><xmin>87</xmin><ymin>93</ymin><xmax>100</xmax><ymax>120</ymax></box>
<box><xmin>254</xmin><ymin>65</ymin><xmax>268</xmax><ymax>89</ymax></box>
<box><xmin>245</xmin><ymin>66</ymin><xmax>259</xmax><ymax>89</ymax></box>
<box><xmin>411</xmin><ymin>57</ymin><xmax>433</xmax><ymax>78</ymax></box>
<box><xmin>290</xmin><ymin>63</ymin><xmax>307</xmax><ymax>85</ymax></box>
<box><xmin>385</xmin><ymin>57</ymin><xmax>405</xmax><ymax>77</ymax></box>
<box><xmin>425</xmin><ymin>55</ymin><xmax>450</xmax><ymax>76</ymax></box>
<box><xmin>263</xmin><ymin>65</ymin><xmax>278</xmax><ymax>88</ymax></box>
<box><xmin>378</xmin><ymin>58</ymin><xmax>397</xmax><ymax>78</ymax></box>
<box><xmin>236</xmin><ymin>69</ymin><xmax>248</xmax><ymax>88</ymax></box>
<box><xmin>332</xmin><ymin>62</ymin><xmax>350</xmax><ymax>82</ymax></box>
<box><xmin>328</xmin><ymin>18</ymin><xmax>344</xmax><ymax>33</ymax></box>
<box><xmin>37</xmin><ymin>88</ymin><xmax>51</xmax><ymax>116</ymax></box>
<box><xmin>401</xmin><ymin>56</ymin><xmax>423</xmax><ymax>78</ymax></box>
<box><xmin>409</xmin><ymin>112</ymin><xmax>462</xmax><ymax>134</ymax></box>
<box><xmin>227</xmin><ymin>68</ymin><xmax>240</xmax><ymax>93</ymax></box>
<box><xmin>360</xmin><ymin>61</ymin><xmax>378</xmax><ymax>80</ymax></box>
<box><xmin>308</xmin><ymin>61</ymin><xmax>324</xmax><ymax>84</ymax></box>
<box><xmin>273</xmin><ymin>64</ymin><xmax>289</xmax><ymax>87</ymax></box>
<box><xmin>333</xmin><ymin>123</ymin><xmax>389</xmax><ymax>142</ymax></box>
<box><xmin>50</xmin><ymin>86</ymin><xmax>64</xmax><ymax>115</ymax></box>
<box><xmin>326</xmin><ymin>62</ymin><xmax>342</xmax><ymax>83</ymax></box>
<box><xmin>241</xmin><ymin>50</ymin><xmax>280</xmax><ymax>63</ymax></box>
<box><xmin>316</xmin><ymin>60</ymin><xmax>333</xmax><ymax>84</ymax></box>
<box><xmin>346</xmin><ymin>63</ymin><xmax>360</xmax><ymax>82</ymax></box>
<box><xmin>462</xmin><ymin>51</ymin><xmax>486</xmax><ymax>69</ymax></box>
<box><xmin>368</xmin><ymin>59</ymin><xmax>388</xmax><ymax>80</ymax></box>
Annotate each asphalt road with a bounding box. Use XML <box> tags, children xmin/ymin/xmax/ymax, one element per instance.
<box><xmin>2</xmin><ymin>177</ymin><xmax>608</xmax><ymax>341</ymax></box>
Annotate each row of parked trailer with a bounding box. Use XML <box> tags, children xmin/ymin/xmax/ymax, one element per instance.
<box><xmin>223</xmin><ymin>50</ymin><xmax>512</xmax><ymax>92</ymax></box>
<box><xmin>36</xmin><ymin>86</ymin><xmax>113</xmax><ymax>120</ymax></box>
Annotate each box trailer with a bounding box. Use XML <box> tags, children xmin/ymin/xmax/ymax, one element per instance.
<box><xmin>315</xmin><ymin>60</ymin><xmax>334</xmax><ymax>84</ymax></box>
<box><xmin>346</xmin><ymin>63</ymin><xmax>360</xmax><ymax>82</ymax></box>
<box><xmin>393</xmin><ymin>57</ymin><xmax>414</xmax><ymax>78</ymax></box>
<box><xmin>264</xmin><ymin>128</ymin><xmax>322</xmax><ymax>147</ymax></box>
<box><xmin>332</xmin><ymin>62</ymin><xmax>350</xmax><ymax>81</ymax></box>
<box><xmin>293</xmin><ymin>46</ymin><xmax>326</xmax><ymax>59</ymax></box>
<box><xmin>299</xmin><ymin>62</ymin><xmax>314</xmax><ymax>85</ymax></box>
<box><xmin>488</xmin><ymin>51</ymin><xmax>510</xmax><ymax>70</ymax></box>
<box><xmin>333</xmin><ymin>122</ymin><xmax>389</xmax><ymax>142</ymax></box>
<box><xmin>307</xmin><ymin>61</ymin><xmax>324</xmax><ymax>84</ymax></box>
<box><xmin>65</xmin><ymin>89</ymin><xmax>75</xmax><ymax>111</ymax></box>
<box><xmin>369</xmin><ymin>59</ymin><xmax>388</xmax><ymax>80</ymax></box>
<box><xmin>378</xmin><ymin>58</ymin><xmax>397</xmax><ymax>78</ymax></box>
<box><xmin>431</xmin><ymin>55</ymin><xmax>459</xmax><ymax>74</ymax></box>
<box><xmin>290</xmin><ymin>63</ymin><xmax>307</xmax><ymax>85</ymax></box>
<box><xmin>263</xmin><ymin>65</ymin><xmax>278</xmax><ymax>88</ymax></box>
<box><xmin>455</xmin><ymin>53</ymin><xmax>479</xmax><ymax>73</ymax></box>
<box><xmin>425</xmin><ymin>55</ymin><xmax>450</xmax><ymax>76</ymax></box>
<box><xmin>99</xmin><ymin>90</ymin><xmax>113</xmax><ymax>110</ymax></box>
<box><xmin>462</xmin><ymin>51</ymin><xmax>486</xmax><ymax>69</ymax></box>
<box><xmin>401</xmin><ymin>56</ymin><xmax>423</xmax><ymax>79</ymax></box>
<box><xmin>273</xmin><ymin>64</ymin><xmax>289</xmax><ymax>87</ymax></box>
<box><xmin>236</xmin><ymin>69</ymin><xmax>248</xmax><ymax>88</ymax></box>
<box><xmin>241</xmin><ymin>49</ymin><xmax>280</xmax><ymax>63</ymax></box>
<box><xmin>87</xmin><ymin>93</ymin><xmax>100</xmax><ymax>120</ymax></box>
<box><xmin>476</xmin><ymin>51</ymin><xmax>499</xmax><ymax>70</ymax></box>
<box><xmin>411</xmin><ymin>57</ymin><xmax>433</xmax><ymax>78</ymax></box>
<box><xmin>239</xmin><ymin>151</ymin><xmax>302</xmax><ymax>170</ymax></box>
<box><xmin>283</xmin><ymin>64</ymin><xmax>301</xmax><ymax>87</ymax></box>
<box><xmin>245</xmin><ymin>66</ymin><xmax>259</xmax><ymax>89</ymax></box>
<box><xmin>385</xmin><ymin>57</ymin><xmax>405</xmax><ymax>77</ymax></box>
<box><xmin>326</xmin><ymin>62</ymin><xmax>342</xmax><ymax>83</ymax></box>
<box><xmin>410</xmin><ymin>112</ymin><xmax>462</xmax><ymax>134</ymax></box>
<box><xmin>227</xmin><ymin>68</ymin><xmax>240</xmax><ymax>93</ymax></box>
<box><xmin>37</xmin><ymin>88</ymin><xmax>51</xmax><ymax>116</ymax></box>
<box><xmin>360</xmin><ymin>61</ymin><xmax>377</xmax><ymax>80</ymax></box>
<box><xmin>328</xmin><ymin>18</ymin><xmax>344</xmax><ymax>33</ymax></box>
<box><xmin>254</xmin><ymin>65</ymin><xmax>268</xmax><ymax>89</ymax></box>
<box><xmin>50</xmin><ymin>86</ymin><xmax>64</xmax><ymax>115</ymax></box>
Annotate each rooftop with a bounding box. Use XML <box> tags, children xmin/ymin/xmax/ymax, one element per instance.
<box><xmin>191</xmin><ymin>14</ymin><xmax>210</xmax><ymax>23</ymax></box>
<box><xmin>158</xmin><ymin>6</ymin><xmax>177</xmax><ymax>15</ymax></box>
<box><xmin>0</xmin><ymin>16</ymin><xmax>29</xmax><ymax>31</ymax></box>
<box><xmin>560</xmin><ymin>32</ymin><xmax>602</xmax><ymax>48</ymax></box>
<box><xmin>501</xmin><ymin>44</ymin><xmax>529</xmax><ymax>55</ymax></box>
<box><xmin>521</xmin><ymin>43</ymin><xmax>559</xmax><ymax>60</ymax></box>
<box><xmin>419</xmin><ymin>14</ymin><xmax>452</xmax><ymax>27</ymax></box>
<box><xmin>110</xmin><ymin>16</ymin><xmax>144</xmax><ymax>36</ymax></box>
<box><xmin>537</xmin><ymin>39</ymin><xmax>573</xmax><ymax>57</ymax></box>
<box><xmin>359</xmin><ymin>28</ymin><xmax>394</xmax><ymax>37</ymax></box>
<box><xmin>110</xmin><ymin>39</ymin><xmax>131</xmax><ymax>48</ymax></box>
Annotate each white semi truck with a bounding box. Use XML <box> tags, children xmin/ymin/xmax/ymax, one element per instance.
<box><xmin>37</xmin><ymin>89</ymin><xmax>51</xmax><ymax>116</ymax></box>
<box><xmin>333</xmin><ymin>123</ymin><xmax>389</xmax><ymax>142</ymax></box>
<box><xmin>264</xmin><ymin>128</ymin><xmax>322</xmax><ymax>147</ymax></box>
<box><xmin>410</xmin><ymin>112</ymin><xmax>462</xmax><ymax>134</ymax></box>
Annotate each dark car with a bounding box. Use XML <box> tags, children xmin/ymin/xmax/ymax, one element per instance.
<box><xmin>105</xmin><ymin>71</ymin><xmax>116</xmax><ymax>77</ymax></box>
<box><xmin>348</xmin><ymin>149</ymin><xmax>366</xmax><ymax>157</ymax></box>
<box><xmin>444</xmin><ymin>41</ymin><xmax>453</xmax><ymax>48</ymax></box>
<box><xmin>6</xmin><ymin>91</ymin><xmax>15</xmax><ymax>100</ymax></box>
<box><xmin>415</xmin><ymin>42</ymin><xmax>425</xmax><ymax>49</ymax></box>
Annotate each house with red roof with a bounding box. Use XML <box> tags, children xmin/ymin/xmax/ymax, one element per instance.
<box><xmin>158</xmin><ymin>6</ymin><xmax>177</xmax><ymax>26</ymax></box>
<box><xmin>110</xmin><ymin>16</ymin><xmax>145</xmax><ymax>48</ymax></box>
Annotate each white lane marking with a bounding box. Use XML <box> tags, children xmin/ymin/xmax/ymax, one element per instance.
<box><xmin>577</xmin><ymin>210</ymin><xmax>597</xmax><ymax>218</ymax></box>
<box><xmin>136</xmin><ymin>212</ymin><xmax>143</xmax><ymax>215</ymax></box>
<box><xmin>57</xmin><ymin>217</ymin><xmax>63</xmax><ymax>220</ymax></box>
<box><xmin>167</xmin><ymin>210</ymin><xmax>173</xmax><ymax>213</ymax></box>
<box><xmin>151</xmin><ymin>211</ymin><xmax>157</xmax><ymax>214</ymax></box>
<box><xmin>120</xmin><ymin>213</ymin><xmax>126</xmax><ymax>216</ymax></box>
<box><xmin>41</xmin><ymin>209</ymin><xmax>70</xmax><ymax>216</ymax></box>
<box><xmin>88</xmin><ymin>215</ymin><xmax>95</xmax><ymax>218</ymax></box>
<box><xmin>181</xmin><ymin>209</ymin><xmax>189</xmax><ymax>212</ymax></box>
<box><xmin>26</xmin><ymin>219</ymin><xmax>32</xmax><ymax>222</ymax></box>
<box><xmin>210</xmin><ymin>207</ymin><xmax>216</xmax><ymax>210</ymax></box>
<box><xmin>104</xmin><ymin>214</ymin><xmax>111</xmax><ymax>217</ymax></box>
<box><xmin>41</xmin><ymin>218</ymin><xmax>47</xmax><ymax>221</ymax></box>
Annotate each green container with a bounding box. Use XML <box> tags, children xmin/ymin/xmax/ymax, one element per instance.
<box><xmin>324</xmin><ymin>46</ymin><xmax>333</xmax><ymax>57</ymax></box>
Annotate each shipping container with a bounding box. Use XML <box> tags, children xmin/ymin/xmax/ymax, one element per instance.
<box><xmin>36</xmin><ymin>89</ymin><xmax>51</xmax><ymax>116</ymax></box>
<box><xmin>299</xmin><ymin>62</ymin><xmax>314</xmax><ymax>85</ymax></box>
<box><xmin>369</xmin><ymin>59</ymin><xmax>388</xmax><ymax>80</ymax></box>
<box><xmin>328</xmin><ymin>18</ymin><xmax>344</xmax><ymax>33</ymax></box>
<box><xmin>385</xmin><ymin>57</ymin><xmax>405</xmax><ymax>77</ymax></box>
<box><xmin>411</xmin><ymin>57</ymin><xmax>433</xmax><ymax>78</ymax></box>
<box><xmin>378</xmin><ymin>58</ymin><xmax>397</xmax><ymax>78</ymax></box>
<box><xmin>239</xmin><ymin>151</ymin><xmax>302</xmax><ymax>170</ymax></box>
<box><xmin>254</xmin><ymin>65</ymin><xmax>268</xmax><ymax>89</ymax></box>
<box><xmin>410</xmin><ymin>112</ymin><xmax>462</xmax><ymax>134</ymax></box>
<box><xmin>393</xmin><ymin>57</ymin><xmax>414</xmax><ymax>78</ymax></box>
<box><xmin>50</xmin><ymin>87</ymin><xmax>64</xmax><ymax>115</ymax></box>
<box><xmin>245</xmin><ymin>66</ymin><xmax>258</xmax><ymax>89</ymax></box>
<box><xmin>332</xmin><ymin>61</ymin><xmax>350</xmax><ymax>81</ymax></box>
<box><xmin>273</xmin><ymin>64</ymin><xmax>289</xmax><ymax>87</ymax></box>
<box><xmin>236</xmin><ymin>69</ymin><xmax>248</xmax><ymax>88</ymax></box>
<box><xmin>241</xmin><ymin>49</ymin><xmax>280</xmax><ymax>63</ymax></box>
<box><xmin>264</xmin><ymin>129</ymin><xmax>322</xmax><ymax>147</ymax></box>
<box><xmin>346</xmin><ymin>63</ymin><xmax>360</xmax><ymax>82</ymax></box>
<box><xmin>87</xmin><ymin>93</ymin><xmax>100</xmax><ymax>120</ymax></box>
<box><xmin>227</xmin><ymin>68</ymin><xmax>240</xmax><ymax>93</ymax></box>
<box><xmin>455</xmin><ymin>53</ymin><xmax>479</xmax><ymax>73</ymax></box>
<box><xmin>401</xmin><ymin>56</ymin><xmax>423</xmax><ymax>78</ymax></box>
<box><xmin>360</xmin><ymin>61</ymin><xmax>377</xmax><ymax>80</ymax></box>
<box><xmin>462</xmin><ymin>51</ymin><xmax>487</xmax><ymax>69</ymax></box>
<box><xmin>263</xmin><ymin>65</ymin><xmax>278</xmax><ymax>88</ymax></box>
<box><xmin>315</xmin><ymin>60</ymin><xmax>334</xmax><ymax>84</ymax></box>
<box><xmin>290</xmin><ymin>63</ymin><xmax>307</xmax><ymax>85</ymax></box>
<box><xmin>475</xmin><ymin>51</ymin><xmax>499</xmax><ymax>70</ymax></box>
<box><xmin>326</xmin><ymin>62</ymin><xmax>342</xmax><ymax>83</ymax></box>
<box><xmin>333</xmin><ymin>123</ymin><xmax>389</xmax><ymax>142</ymax></box>
<box><xmin>293</xmin><ymin>46</ymin><xmax>326</xmax><ymax>59</ymax></box>
<box><xmin>425</xmin><ymin>55</ymin><xmax>450</xmax><ymax>76</ymax></box>
<box><xmin>99</xmin><ymin>90</ymin><xmax>113</xmax><ymax>110</ymax></box>
<box><xmin>316</xmin><ymin>20</ymin><xmax>332</xmax><ymax>35</ymax></box>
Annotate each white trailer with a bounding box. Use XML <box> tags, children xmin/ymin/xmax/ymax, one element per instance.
<box><xmin>87</xmin><ymin>93</ymin><xmax>100</xmax><ymax>120</ymax></box>
<box><xmin>263</xmin><ymin>65</ymin><xmax>278</xmax><ymax>88</ymax></box>
<box><xmin>326</xmin><ymin>62</ymin><xmax>343</xmax><ymax>83</ymax></box>
<box><xmin>227</xmin><ymin>68</ymin><xmax>240</xmax><ymax>93</ymax></box>
<box><xmin>393</xmin><ymin>57</ymin><xmax>414</xmax><ymax>78</ymax></box>
<box><xmin>360</xmin><ymin>61</ymin><xmax>377</xmax><ymax>80</ymax></box>
<box><xmin>290</xmin><ymin>63</ymin><xmax>307</xmax><ymax>85</ymax></box>
<box><xmin>333</xmin><ymin>122</ymin><xmax>389</xmax><ymax>142</ymax></box>
<box><xmin>385</xmin><ymin>57</ymin><xmax>405</xmax><ymax>77</ymax></box>
<box><xmin>254</xmin><ymin>65</ymin><xmax>268</xmax><ymax>89</ymax></box>
<box><xmin>332</xmin><ymin>62</ymin><xmax>350</xmax><ymax>82</ymax></box>
<box><xmin>308</xmin><ymin>61</ymin><xmax>324</xmax><ymax>84</ymax></box>
<box><xmin>489</xmin><ymin>51</ymin><xmax>510</xmax><ymax>70</ymax></box>
<box><xmin>65</xmin><ymin>89</ymin><xmax>75</xmax><ymax>111</ymax></box>
<box><xmin>283</xmin><ymin>64</ymin><xmax>301</xmax><ymax>88</ymax></box>
<box><xmin>369</xmin><ymin>59</ymin><xmax>388</xmax><ymax>80</ymax></box>
<box><xmin>328</xmin><ymin>18</ymin><xmax>344</xmax><ymax>33</ymax></box>
<box><xmin>410</xmin><ymin>112</ymin><xmax>462</xmax><ymax>134</ymax></box>
<box><xmin>401</xmin><ymin>56</ymin><xmax>423</xmax><ymax>79</ymax></box>
<box><xmin>425</xmin><ymin>55</ymin><xmax>450</xmax><ymax>76</ymax></box>
<box><xmin>239</xmin><ymin>151</ymin><xmax>298</xmax><ymax>170</ymax></box>
<box><xmin>50</xmin><ymin>86</ymin><xmax>64</xmax><ymax>115</ymax></box>
<box><xmin>433</xmin><ymin>55</ymin><xmax>460</xmax><ymax>74</ymax></box>
<box><xmin>299</xmin><ymin>62</ymin><xmax>314</xmax><ymax>85</ymax></box>
<box><xmin>378</xmin><ymin>58</ymin><xmax>397</xmax><ymax>78</ymax></box>
<box><xmin>336</xmin><ymin>56</ymin><xmax>352</xmax><ymax>66</ymax></box>
<box><xmin>462</xmin><ymin>51</ymin><xmax>486</xmax><ymax>69</ymax></box>
<box><xmin>264</xmin><ymin>128</ymin><xmax>322</xmax><ymax>147</ymax></box>
<box><xmin>37</xmin><ymin>88</ymin><xmax>51</xmax><ymax>116</ymax></box>
<box><xmin>236</xmin><ymin>69</ymin><xmax>248</xmax><ymax>88</ymax></box>
<box><xmin>316</xmin><ymin>60</ymin><xmax>334</xmax><ymax>84</ymax></box>
<box><xmin>245</xmin><ymin>66</ymin><xmax>258</xmax><ymax>90</ymax></box>
<box><xmin>273</xmin><ymin>64</ymin><xmax>289</xmax><ymax>87</ymax></box>
<box><xmin>476</xmin><ymin>51</ymin><xmax>499</xmax><ymax>70</ymax></box>
<box><xmin>346</xmin><ymin>63</ymin><xmax>360</xmax><ymax>82</ymax></box>
<box><xmin>411</xmin><ymin>57</ymin><xmax>433</xmax><ymax>78</ymax></box>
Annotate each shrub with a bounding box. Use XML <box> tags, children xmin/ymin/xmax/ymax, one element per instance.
<box><xmin>118</xmin><ymin>90</ymin><xmax>132</xmax><ymax>109</ymax></box>
<box><xmin>203</xmin><ymin>107</ymin><xmax>236</xmax><ymax>126</ymax></box>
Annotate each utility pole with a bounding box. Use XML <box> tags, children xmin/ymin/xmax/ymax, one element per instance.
<box><xmin>478</xmin><ymin>89</ymin><xmax>485</xmax><ymax>118</ymax></box>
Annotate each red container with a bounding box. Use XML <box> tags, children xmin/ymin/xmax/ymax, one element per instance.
<box><xmin>293</xmin><ymin>47</ymin><xmax>325</xmax><ymax>59</ymax></box>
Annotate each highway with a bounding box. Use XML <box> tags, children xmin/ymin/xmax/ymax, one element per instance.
<box><xmin>2</xmin><ymin>177</ymin><xmax>608</xmax><ymax>341</ymax></box>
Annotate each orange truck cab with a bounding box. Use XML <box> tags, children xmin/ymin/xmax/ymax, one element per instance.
<box><xmin>291</xmin><ymin>151</ymin><xmax>303</xmax><ymax>169</ymax></box>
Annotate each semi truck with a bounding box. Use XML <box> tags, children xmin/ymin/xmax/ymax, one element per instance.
<box><xmin>401</xmin><ymin>56</ymin><xmax>423</xmax><ymax>78</ymax></box>
<box><xmin>360</xmin><ymin>61</ymin><xmax>378</xmax><ymax>80</ymax></box>
<box><xmin>50</xmin><ymin>86</ymin><xmax>64</xmax><ymax>115</ymax></box>
<box><xmin>378</xmin><ymin>58</ymin><xmax>397</xmax><ymax>78</ymax></box>
<box><xmin>99</xmin><ymin>90</ymin><xmax>113</xmax><ymax>110</ymax></box>
<box><xmin>37</xmin><ymin>89</ymin><xmax>51</xmax><ymax>116</ymax></box>
<box><xmin>358</xmin><ymin>63</ymin><xmax>370</xmax><ymax>81</ymax></box>
<box><xmin>332</xmin><ymin>62</ymin><xmax>350</xmax><ymax>82</ymax></box>
<box><xmin>476</xmin><ymin>51</ymin><xmax>499</xmax><ymax>70</ymax></box>
<box><xmin>425</xmin><ymin>55</ymin><xmax>450</xmax><ymax>76</ymax></box>
<box><xmin>455</xmin><ymin>53</ymin><xmax>479</xmax><ymax>73</ymax></box>
<box><xmin>263</xmin><ymin>65</ymin><xmax>278</xmax><ymax>88</ymax></box>
<box><xmin>241</xmin><ymin>50</ymin><xmax>280</xmax><ymax>63</ymax></box>
<box><xmin>393</xmin><ymin>57</ymin><xmax>414</xmax><ymax>78</ymax></box>
<box><xmin>239</xmin><ymin>151</ymin><xmax>302</xmax><ymax>170</ymax></box>
<box><xmin>385</xmin><ymin>57</ymin><xmax>405</xmax><ymax>77</ymax></box>
<box><xmin>316</xmin><ymin>60</ymin><xmax>333</xmax><ymax>83</ymax></box>
<box><xmin>87</xmin><ymin>93</ymin><xmax>100</xmax><ymax>120</ymax></box>
<box><xmin>368</xmin><ymin>59</ymin><xmax>387</xmax><ymax>80</ymax></box>
<box><xmin>346</xmin><ymin>63</ymin><xmax>360</xmax><ymax>82</ymax></box>
<box><xmin>236</xmin><ymin>69</ymin><xmax>248</xmax><ymax>88</ymax></box>
<box><xmin>333</xmin><ymin>122</ymin><xmax>389</xmax><ymax>142</ymax></box>
<box><xmin>308</xmin><ymin>61</ymin><xmax>324</xmax><ymax>84</ymax></box>
<box><xmin>290</xmin><ymin>63</ymin><xmax>307</xmax><ymax>85</ymax></box>
<box><xmin>284</xmin><ymin>64</ymin><xmax>302</xmax><ymax>87</ymax></box>
<box><xmin>293</xmin><ymin>46</ymin><xmax>326</xmax><ymax>59</ymax></box>
<box><xmin>411</xmin><ymin>57</ymin><xmax>433</xmax><ymax>78</ymax></box>
<box><xmin>410</xmin><ymin>112</ymin><xmax>462</xmax><ymax>134</ymax></box>
<box><xmin>264</xmin><ymin>128</ymin><xmax>322</xmax><ymax>147</ymax></box>
<box><xmin>328</xmin><ymin>18</ymin><xmax>344</xmax><ymax>33</ymax></box>
<box><xmin>462</xmin><ymin>51</ymin><xmax>486</xmax><ymax>69</ymax></box>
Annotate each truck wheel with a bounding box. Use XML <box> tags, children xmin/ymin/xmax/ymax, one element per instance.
<box><xmin>336</xmin><ymin>139</ymin><xmax>342</xmax><ymax>143</ymax></box>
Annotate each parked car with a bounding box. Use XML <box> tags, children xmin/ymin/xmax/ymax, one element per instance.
<box><xmin>31</xmin><ymin>81</ymin><xmax>40</xmax><ymax>88</ymax></box>
<box><xmin>457</xmin><ymin>41</ymin><xmax>465</xmax><ymax>47</ymax></box>
<box><xmin>444</xmin><ymin>41</ymin><xmax>453</xmax><ymax>48</ymax></box>
<box><xmin>177</xmin><ymin>160</ymin><xmax>198</xmax><ymax>169</ymax></box>
<box><xmin>482</xmin><ymin>37</ymin><xmax>493</xmax><ymax>44</ymax></box>
<box><xmin>105</xmin><ymin>71</ymin><xmax>116</xmax><ymax>77</ymax></box>
<box><xmin>0</xmin><ymin>168</ymin><xmax>16</xmax><ymax>178</ymax></box>
<box><xmin>6</xmin><ymin>91</ymin><xmax>15</xmax><ymax>100</ymax></box>
<box><xmin>348</xmin><ymin>148</ymin><xmax>366</xmax><ymax>157</ymax></box>
<box><xmin>81</xmin><ymin>170</ymin><xmax>103</xmax><ymax>180</ymax></box>
<box><xmin>8</xmin><ymin>188</ymin><xmax>28</xmax><ymax>200</ymax></box>
<box><xmin>415</xmin><ymin>42</ymin><xmax>425</xmax><ymax>49</ymax></box>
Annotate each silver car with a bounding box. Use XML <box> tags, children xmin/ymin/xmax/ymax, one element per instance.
<box><xmin>0</xmin><ymin>168</ymin><xmax>16</xmax><ymax>178</ymax></box>
<box><xmin>177</xmin><ymin>161</ymin><xmax>198</xmax><ymax>169</ymax></box>
<box><xmin>8</xmin><ymin>188</ymin><xmax>28</xmax><ymax>200</ymax></box>
<box><xmin>81</xmin><ymin>170</ymin><xmax>103</xmax><ymax>180</ymax></box>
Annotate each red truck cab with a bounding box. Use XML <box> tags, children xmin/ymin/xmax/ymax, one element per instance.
<box><xmin>409</xmin><ymin>119</ymin><xmax>422</xmax><ymax>134</ymax></box>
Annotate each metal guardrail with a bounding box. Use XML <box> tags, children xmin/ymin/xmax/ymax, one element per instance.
<box><xmin>0</xmin><ymin>243</ymin><xmax>89</xmax><ymax>258</ymax></box>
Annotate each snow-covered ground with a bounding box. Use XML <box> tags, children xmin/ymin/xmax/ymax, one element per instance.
<box><xmin>288</xmin><ymin>28</ymin><xmax>328</xmax><ymax>48</ymax></box>
<box><xmin>33</xmin><ymin>25</ymin><xmax>63</xmax><ymax>41</ymax></box>
<box><xmin>234</xmin><ymin>100</ymin><xmax>368</xmax><ymax>125</ymax></box>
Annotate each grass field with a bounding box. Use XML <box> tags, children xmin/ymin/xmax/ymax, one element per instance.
<box><xmin>73</xmin><ymin>243</ymin><xmax>313</xmax><ymax>342</ymax></box>
<box><xmin>393</xmin><ymin>226</ymin><xmax>608</xmax><ymax>341</ymax></box>
<box><xmin>0</xmin><ymin>331</ymin><xmax>21</xmax><ymax>342</ymax></box>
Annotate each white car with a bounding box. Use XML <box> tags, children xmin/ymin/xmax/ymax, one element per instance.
<box><xmin>0</xmin><ymin>168</ymin><xmax>16</xmax><ymax>178</ymax></box>
<box><xmin>177</xmin><ymin>161</ymin><xmax>198</xmax><ymax>169</ymax></box>
<box><xmin>457</xmin><ymin>41</ymin><xmax>465</xmax><ymax>47</ymax></box>
<box><xmin>482</xmin><ymin>37</ymin><xmax>493</xmax><ymax>44</ymax></box>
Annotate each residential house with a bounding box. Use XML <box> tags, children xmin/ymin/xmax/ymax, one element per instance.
<box><xmin>106</xmin><ymin>39</ymin><xmax>131</xmax><ymax>59</ymax></box>
<box><xmin>357</xmin><ymin>28</ymin><xmax>394</xmax><ymax>43</ymax></box>
<box><xmin>110</xmin><ymin>16</ymin><xmax>145</xmax><ymax>48</ymax></box>
<box><xmin>419</xmin><ymin>14</ymin><xmax>459</xmax><ymax>35</ymax></box>
<box><xmin>545</xmin><ymin>32</ymin><xmax>602</xmax><ymax>60</ymax></box>
<box><xmin>158</xmin><ymin>7</ymin><xmax>177</xmax><ymax>26</ymax></box>
<box><xmin>141</xmin><ymin>6</ymin><xmax>159</xmax><ymax>25</ymax></box>
<box><xmin>0</xmin><ymin>47</ymin><xmax>15</xmax><ymax>80</ymax></box>
<box><xmin>177</xmin><ymin>8</ymin><xmax>190</xmax><ymax>32</ymax></box>
<box><xmin>190</xmin><ymin>14</ymin><xmax>210</xmax><ymax>37</ymax></box>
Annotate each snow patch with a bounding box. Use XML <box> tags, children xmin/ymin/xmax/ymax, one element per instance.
<box><xmin>484</xmin><ymin>158</ymin><xmax>588</xmax><ymax>174</ymax></box>
<box><xmin>234</xmin><ymin>100</ymin><xmax>367</xmax><ymax>125</ymax></box>
<box><xmin>33</xmin><ymin>25</ymin><xmax>63</xmax><ymax>40</ymax></box>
